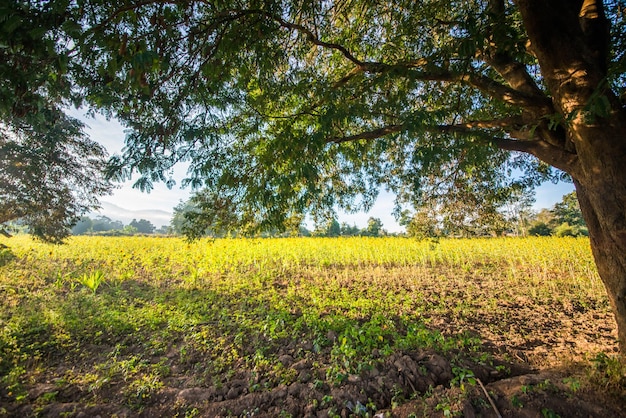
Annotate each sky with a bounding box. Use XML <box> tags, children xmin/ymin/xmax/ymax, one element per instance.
<box><xmin>75</xmin><ymin>110</ymin><xmax>575</xmax><ymax>232</ymax></box>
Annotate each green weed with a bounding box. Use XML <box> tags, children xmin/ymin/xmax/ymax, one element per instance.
<box><xmin>77</xmin><ymin>270</ymin><xmax>105</xmax><ymax>293</ymax></box>
<box><xmin>588</xmin><ymin>352</ymin><xmax>626</xmax><ymax>395</ymax></box>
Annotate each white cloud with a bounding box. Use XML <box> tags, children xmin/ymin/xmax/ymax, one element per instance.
<box><xmin>70</xmin><ymin>109</ymin><xmax>191</xmax><ymax>215</ymax></box>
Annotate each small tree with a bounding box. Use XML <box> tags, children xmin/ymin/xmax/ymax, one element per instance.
<box><xmin>340</xmin><ymin>222</ymin><xmax>360</xmax><ymax>237</ymax></box>
<box><xmin>552</xmin><ymin>192</ymin><xmax>586</xmax><ymax>228</ymax></box>
<box><xmin>402</xmin><ymin>209</ymin><xmax>441</xmax><ymax>240</ymax></box>
<box><xmin>129</xmin><ymin>219</ymin><xmax>156</xmax><ymax>234</ymax></box>
<box><xmin>0</xmin><ymin>2</ymin><xmax>112</xmax><ymax>242</ymax></box>
<box><xmin>528</xmin><ymin>193</ymin><xmax>588</xmax><ymax>237</ymax></box>
<box><xmin>314</xmin><ymin>218</ymin><xmax>341</xmax><ymax>237</ymax></box>
<box><xmin>528</xmin><ymin>222</ymin><xmax>552</xmax><ymax>237</ymax></box>
<box><xmin>363</xmin><ymin>217</ymin><xmax>384</xmax><ymax>237</ymax></box>
<box><xmin>71</xmin><ymin>216</ymin><xmax>93</xmax><ymax>235</ymax></box>
<box><xmin>91</xmin><ymin>216</ymin><xmax>114</xmax><ymax>232</ymax></box>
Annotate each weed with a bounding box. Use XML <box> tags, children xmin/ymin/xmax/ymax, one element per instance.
<box><xmin>588</xmin><ymin>352</ymin><xmax>626</xmax><ymax>395</ymax></box>
<box><xmin>2</xmin><ymin>366</ymin><xmax>28</xmax><ymax>402</ymax></box>
<box><xmin>541</xmin><ymin>408</ymin><xmax>561</xmax><ymax>418</ymax></box>
<box><xmin>345</xmin><ymin>400</ymin><xmax>368</xmax><ymax>416</ymax></box>
<box><xmin>562</xmin><ymin>376</ymin><xmax>581</xmax><ymax>393</ymax></box>
<box><xmin>451</xmin><ymin>366</ymin><xmax>476</xmax><ymax>391</ymax></box>
<box><xmin>77</xmin><ymin>270</ymin><xmax>105</xmax><ymax>293</ymax></box>
<box><xmin>125</xmin><ymin>373</ymin><xmax>163</xmax><ymax>409</ymax></box>
<box><xmin>435</xmin><ymin>401</ymin><xmax>454</xmax><ymax>417</ymax></box>
<box><xmin>35</xmin><ymin>390</ymin><xmax>58</xmax><ymax>405</ymax></box>
<box><xmin>184</xmin><ymin>408</ymin><xmax>200</xmax><ymax>418</ymax></box>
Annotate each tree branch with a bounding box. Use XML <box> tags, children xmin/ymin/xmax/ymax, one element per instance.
<box><xmin>352</xmin><ymin>61</ymin><xmax>553</xmax><ymax>110</ymax></box>
<box><xmin>328</xmin><ymin>125</ymin><xmax>403</xmax><ymax>143</ymax></box>
<box><xmin>415</xmin><ymin>122</ymin><xmax>579</xmax><ymax>176</ymax></box>
<box><xmin>492</xmin><ymin>137</ymin><xmax>580</xmax><ymax>176</ymax></box>
<box><xmin>261</xmin><ymin>11</ymin><xmax>364</xmax><ymax>67</ymax></box>
<box><xmin>325</xmin><ymin>120</ymin><xmax>580</xmax><ymax>179</ymax></box>
<box><xmin>484</xmin><ymin>0</ymin><xmax>550</xmax><ymax>101</ymax></box>
<box><xmin>443</xmin><ymin>116</ymin><xmax>526</xmax><ymax>131</ymax></box>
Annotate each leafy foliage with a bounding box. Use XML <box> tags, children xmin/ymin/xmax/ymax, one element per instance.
<box><xmin>73</xmin><ymin>0</ymin><xmax>609</xmax><ymax>230</ymax></box>
<box><xmin>528</xmin><ymin>192</ymin><xmax>588</xmax><ymax>237</ymax></box>
<box><xmin>0</xmin><ymin>111</ymin><xmax>111</xmax><ymax>242</ymax></box>
<box><xmin>4</xmin><ymin>0</ymin><xmax>625</xmax><ymax>236</ymax></box>
<box><xmin>0</xmin><ymin>0</ymin><xmax>111</xmax><ymax>242</ymax></box>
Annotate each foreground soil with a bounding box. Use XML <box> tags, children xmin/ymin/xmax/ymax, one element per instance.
<box><xmin>4</xmin><ymin>299</ymin><xmax>623</xmax><ymax>418</ymax></box>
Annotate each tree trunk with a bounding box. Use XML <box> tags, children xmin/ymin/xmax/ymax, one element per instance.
<box><xmin>516</xmin><ymin>0</ymin><xmax>626</xmax><ymax>353</ymax></box>
<box><xmin>574</xmin><ymin>148</ymin><xmax>626</xmax><ymax>353</ymax></box>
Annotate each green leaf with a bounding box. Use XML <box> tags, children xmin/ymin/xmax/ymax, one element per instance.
<box><xmin>2</xmin><ymin>16</ymin><xmax>22</xmax><ymax>33</ymax></box>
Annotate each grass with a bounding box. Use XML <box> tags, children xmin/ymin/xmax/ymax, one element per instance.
<box><xmin>0</xmin><ymin>235</ymin><xmax>619</xmax><ymax>416</ymax></box>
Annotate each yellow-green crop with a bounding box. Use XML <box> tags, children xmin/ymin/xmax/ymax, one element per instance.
<box><xmin>0</xmin><ymin>235</ymin><xmax>615</xmax><ymax>416</ymax></box>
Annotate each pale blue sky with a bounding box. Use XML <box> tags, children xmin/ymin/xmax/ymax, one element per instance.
<box><xmin>76</xmin><ymin>111</ymin><xmax>574</xmax><ymax>232</ymax></box>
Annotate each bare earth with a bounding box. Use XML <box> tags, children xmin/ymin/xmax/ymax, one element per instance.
<box><xmin>5</xmin><ymin>292</ymin><xmax>623</xmax><ymax>418</ymax></box>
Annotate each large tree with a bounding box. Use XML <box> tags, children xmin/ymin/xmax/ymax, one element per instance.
<box><xmin>0</xmin><ymin>0</ymin><xmax>112</xmax><ymax>242</ymax></box>
<box><xmin>7</xmin><ymin>1</ymin><xmax>626</xmax><ymax>350</ymax></box>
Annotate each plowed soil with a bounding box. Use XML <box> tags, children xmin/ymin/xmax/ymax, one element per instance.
<box><xmin>5</xmin><ymin>286</ymin><xmax>623</xmax><ymax>418</ymax></box>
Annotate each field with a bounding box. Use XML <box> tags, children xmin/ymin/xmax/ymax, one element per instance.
<box><xmin>0</xmin><ymin>235</ymin><xmax>624</xmax><ymax>417</ymax></box>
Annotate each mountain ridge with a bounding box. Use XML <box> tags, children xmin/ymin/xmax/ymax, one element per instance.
<box><xmin>90</xmin><ymin>201</ymin><xmax>172</xmax><ymax>228</ymax></box>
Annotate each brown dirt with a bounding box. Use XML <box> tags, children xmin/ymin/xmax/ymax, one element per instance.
<box><xmin>4</xmin><ymin>329</ymin><xmax>625</xmax><ymax>418</ymax></box>
<box><xmin>2</xmin><ymin>270</ymin><xmax>625</xmax><ymax>417</ymax></box>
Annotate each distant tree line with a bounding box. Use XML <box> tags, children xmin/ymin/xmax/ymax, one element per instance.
<box><xmin>310</xmin><ymin>217</ymin><xmax>387</xmax><ymax>237</ymax></box>
<box><xmin>401</xmin><ymin>191</ymin><xmax>587</xmax><ymax>239</ymax></box>
<box><xmin>71</xmin><ymin>216</ymin><xmax>167</xmax><ymax>236</ymax></box>
<box><xmin>65</xmin><ymin>191</ymin><xmax>584</xmax><ymax>240</ymax></box>
<box><xmin>169</xmin><ymin>190</ymin><xmax>586</xmax><ymax>240</ymax></box>
<box><xmin>169</xmin><ymin>195</ymin><xmax>389</xmax><ymax>238</ymax></box>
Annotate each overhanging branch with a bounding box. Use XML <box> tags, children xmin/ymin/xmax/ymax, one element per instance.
<box><xmin>484</xmin><ymin>0</ymin><xmax>550</xmax><ymax>101</ymax></box>
<box><xmin>492</xmin><ymin>137</ymin><xmax>580</xmax><ymax>176</ymax></box>
<box><xmin>257</xmin><ymin>10</ymin><xmax>552</xmax><ymax>111</ymax></box>
<box><xmin>421</xmin><ymin>122</ymin><xmax>578</xmax><ymax>175</ymax></box>
<box><xmin>353</xmin><ymin>62</ymin><xmax>553</xmax><ymax>110</ymax></box>
<box><xmin>328</xmin><ymin>125</ymin><xmax>404</xmax><ymax>143</ymax></box>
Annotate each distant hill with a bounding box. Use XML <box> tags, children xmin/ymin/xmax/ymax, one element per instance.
<box><xmin>91</xmin><ymin>201</ymin><xmax>172</xmax><ymax>228</ymax></box>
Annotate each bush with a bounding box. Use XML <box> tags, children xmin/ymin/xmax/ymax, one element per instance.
<box><xmin>528</xmin><ymin>222</ymin><xmax>552</xmax><ymax>236</ymax></box>
<box><xmin>554</xmin><ymin>222</ymin><xmax>588</xmax><ymax>237</ymax></box>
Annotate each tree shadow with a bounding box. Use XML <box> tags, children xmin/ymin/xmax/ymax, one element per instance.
<box><xmin>0</xmin><ymin>245</ymin><xmax>15</xmax><ymax>267</ymax></box>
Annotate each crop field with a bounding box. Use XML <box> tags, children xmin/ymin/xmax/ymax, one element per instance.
<box><xmin>0</xmin><ymin>236</ymin><xmax>624</xmax><ymax>417</ymax></box>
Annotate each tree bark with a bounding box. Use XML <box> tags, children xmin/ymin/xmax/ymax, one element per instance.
<box><xmin>516</xmin><ymin>0</ymin><xmax>626</xmax><ymax>353</ymax></box>
<box><xmin>574</xmin><ymin>140</ymin><xmax>626</xmax><ymax>353</ymax></box>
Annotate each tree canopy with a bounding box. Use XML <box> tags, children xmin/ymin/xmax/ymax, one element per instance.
<box><xmin>70</xmin><ymin>0</ymin><xmax>623</xmax><ymax>229</ymax></box>
<box><xmin>3</xmin><ymin>0</ymin><xmax>624</xmax><ymax>233</ymax></box>
<box><xmin>0</xmin><ymin>0</ymin><xmax>111</xmax><ymax>242</ymax></box>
